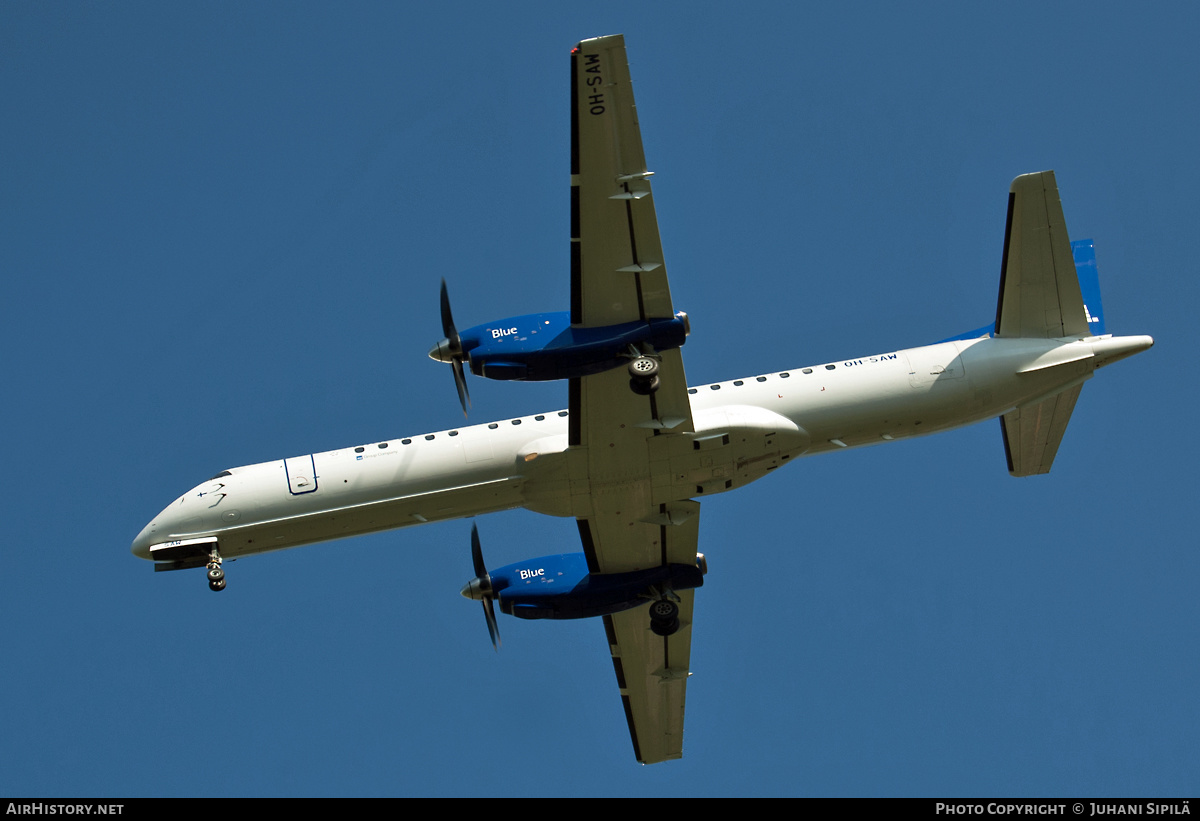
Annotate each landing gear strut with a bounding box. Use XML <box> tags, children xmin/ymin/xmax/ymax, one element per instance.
<box><xmin>206</xmin><ymin>547</ymin><xmax>226</xmax><ymax>592</ymax></box>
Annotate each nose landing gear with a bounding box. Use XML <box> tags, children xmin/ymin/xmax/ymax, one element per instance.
<box><xmin>206</xmin><ymin>547</ymin><xmax>226</xmax><ymax>592</ymax></box>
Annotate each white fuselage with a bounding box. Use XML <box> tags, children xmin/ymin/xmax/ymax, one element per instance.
<box><xmin>130</xmin><ymin>334</ymin><xmax>1152</xmax><ymax>562</ymax></box>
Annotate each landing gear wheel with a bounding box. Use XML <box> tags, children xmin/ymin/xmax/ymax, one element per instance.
<box><xmin>649</xmin><ymin>599</ymin><xmax>680</xmax><ymax>636</ymax></box>
<box><xmin>627</xmin><ymin>357</ymin><xmax>661</xmax><ymax>396</ymax></box>
<box><xmin>627</xmin><ymin>357</ymin><xmax>660</xmax><ymax>380</ymax></box>
<box><xmin>650</xmin><ymin>616</ymin><xmax>680</xmax><ymax>636</ymax></box>
<box><xmin>209</xmin><ymin>578</ymin><xmax>226</xmax><ymax>592</ymax></box>
<box><xmin>649</xmin><ymin>600</ymin><xmax>678</xmax><ymax>621</ymax></box>
<box><xmin>207</xmin><ymin>566</ymin><xmax>225</xmax><ymax>583</ymax></box>
<box><xmin>629</xmin><ymin>375</ymin><xmax>660</xmax><ymax>396</ymax></box>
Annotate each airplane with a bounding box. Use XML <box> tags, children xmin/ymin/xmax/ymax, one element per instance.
<box><xmin>131</xmin><ymin>34</ymin><xmax>1154</xmax><ymax>765</ymax></box>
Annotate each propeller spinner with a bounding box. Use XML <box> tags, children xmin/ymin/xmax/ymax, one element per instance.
<box><xmin>459</xmin><ymin>524</ymin><xmax>500</xmax><ymax>650</ymax></box>
<box><xmin>428</xmin><ymin>279</ymin><xmax>471</xmax><ymax>416</ymax></box>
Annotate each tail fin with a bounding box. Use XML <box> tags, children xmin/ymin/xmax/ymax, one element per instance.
<box><xmin>996</xmin><ymin>173</ymin><xmax>1098</xmax><ymax>476</ymax></box>
<box><xmin>996</xmin><ymin>239</ymin><xmax>1109</xmax><ymax>476</ymax></box>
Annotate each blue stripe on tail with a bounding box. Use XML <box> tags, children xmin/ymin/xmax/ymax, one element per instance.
<box><xmin>1072</xmin><ymin>239</ymin><xmax>1106</xmax><ymax>336</ymax></box>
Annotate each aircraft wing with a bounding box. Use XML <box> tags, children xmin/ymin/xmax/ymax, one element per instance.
<box><xmin>568</xmin><ymin>34</ymin><xmax>699</xmax><ymax>764</ymax></box>
<box><xmin>569</xmin><ymin>33</ymin><xmax>692</xmax><ymax>434</ymax></box>
<box><xmin>604</xmin><ymin>576</ymin><xmax>698</xmax><ymax>763</ymax></box>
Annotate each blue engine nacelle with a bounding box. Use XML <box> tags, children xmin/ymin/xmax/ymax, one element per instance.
<box><xmin>474</xmin><ymin>552</ymin><xmax>704</xmax><ymax>621</ymax></box>
<box><xmin>431</xmin><ymin>310</ymin><xmax>690</xmax><ymax>382</ymax></box>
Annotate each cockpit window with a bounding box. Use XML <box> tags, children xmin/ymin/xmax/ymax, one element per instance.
<box><xmin>208</xmin><ymin>470</ymin><xmax>232</xmax><ymax>481</ymax></box>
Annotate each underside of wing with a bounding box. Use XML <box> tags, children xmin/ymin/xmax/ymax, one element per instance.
<box><xmin>578</xmin><ymin>494</ymin><xmax>701</xmax><ymax>764</ymax></box>
<box><xmin>570</xmin><ymin>35</ymin><xmax>678</xmax><ymax>329</ymax></box>
<box><xmin>568</xmin><ymin>35</ymin><xmax>693</xmax><ymax>443</ymax></box>
<box><xmin>996</xmin><ymin>171</ymin><xmax>1090</xmax><ymax>339</ymax></box>
<box><xmin>589</xmin><ymin>501</ymin><xmax>700</xmax><ymax>764</ymax></box>
<box><xmin>568</xmin><ymin>35</ymin><xmax>702</xmax><ymax>765</ymax></box>
<box><xmin>603</xmin><ymin>590</ymin><xmax>695</xmax><ymax>764</ymax></box>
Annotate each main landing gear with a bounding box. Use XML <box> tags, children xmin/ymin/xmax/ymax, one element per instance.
<box><xmin>628</xmin><ymin>355</ymin><xmax>660</xmax><ymax>396</ymax></box>
<box><xmin>206</xmin><ymin>547</ymin><xmax>226</xmax><ymax>592</ymax></box>
<box><xmin>649</xmin><ymin>598</ymin><xmax>680</xmax><ymax>636</ymax></box>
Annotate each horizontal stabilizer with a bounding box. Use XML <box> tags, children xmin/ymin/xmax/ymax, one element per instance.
<box><xmin>1000</xmin><ymin>383</ymin><xmax>1084</xmax><ymax>476</ymax></box>
<box><xmin>996</xmin><ymin>172</ymin><xmax>1090</xmax><ymax>339</ymax></box>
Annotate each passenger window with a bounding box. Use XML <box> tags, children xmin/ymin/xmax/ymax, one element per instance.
<box><xmin>756</xmin><ymin>376</ymin><xmax>767</xmax><ymax>382</ymax></box>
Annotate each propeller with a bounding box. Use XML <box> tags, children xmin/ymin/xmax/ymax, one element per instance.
<box><xmin>459</xmin><ymin>523</ymin><xmax>500</xmax><ymax>650</ymax></box>
<box><xmin>428</xmin><ymin>279</ymin><xmax>471</xmax><ymax>416</ymax></box>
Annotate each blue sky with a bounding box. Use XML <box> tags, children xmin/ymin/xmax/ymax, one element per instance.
<box><xmin>2</xmin><ymin>2</ymin><xmax>1196</xmax><ymax>797</ymax></box>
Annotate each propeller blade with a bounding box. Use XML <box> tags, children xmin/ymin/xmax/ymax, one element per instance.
<box><xmin>468</xmin><ymin>524</ymin><xmax>500</xmax><ymax>650</ymax></box>
<box><xmin>436</xmin><ymin>279</ymin><xmax>471</xmax><ymax>416</ymax></box>
<box><xmin>471</xmin><ymin>523</ymin><xmax>486</xmax><ymax>577</ymax></box>
<box><xmin>439</xmin><ymin>279</ymin><xmax>458</xmax><ymax>341</ymax></box>
<box><xmin>453</xmin><ymin>360</ymin><xmax>470</xmax><ymax>416</ymax></box>
<box><xmin>483</xmin><ymin>598</ymin><xmax>500</xmax><ymax>650</ymax></box>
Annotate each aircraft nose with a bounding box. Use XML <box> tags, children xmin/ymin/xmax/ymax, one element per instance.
<box><xmin>131</xmin><ymin>519</ymin><xmax>157</xmax><ymax>560</ymax></box>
